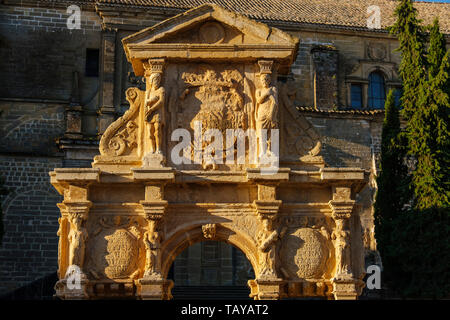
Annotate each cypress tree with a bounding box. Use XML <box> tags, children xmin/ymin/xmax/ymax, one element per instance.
<box><xmin>374</xmin><ymin>90</ymin><xmax>409</xmax><ymax>287</ymax></box>
<box><xmin>410</xmin><ymin>20</ymin><xmax>450</xmax><ymax>210</ymax></box>
<box><xmin>376</xmin><ymin>1</ymin><xmax>450</xmax><ymax>297</ymax></box>
<box><xmin>374</xmin><ymin>90</ymin><xmax>408</xmax><ymax>219</ymax></box>
<box><xmin>427</xmin><ymin>19</ymin><xmax>446</xmax><ymax>79</ymax></box>
<box><xmin>389</xmin><ymin>0</ymin><xmax>427</xmax><ymax>121</ymax></box>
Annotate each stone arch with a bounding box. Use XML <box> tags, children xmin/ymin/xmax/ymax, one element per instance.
<box><xmin>0</xmin><ymin>183</ymin><xmax>62</xmax><ymax>294</ymax></box>
<box><xmin>364</xmin><ymin>66</ymin><xmax>391</xmax><ymax>81</ymax></box>
<box><xmin>2</xmin><ymin>183</ymin><xmax>60</xmax><ymax>214</ymax></box>
<box><xmin>161</xmin><ymin>223</ymin><xmax>259</xmax><ymax>280</ymax></box>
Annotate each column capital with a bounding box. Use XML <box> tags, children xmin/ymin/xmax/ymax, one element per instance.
<box><xmin>63</xmin><ymin>200</ymin><xmax>92</xmax><ymax>220</ymax></box>
<box><xmin>328</xmin><ymin>200</ymin><xmax>355</xmax><ymax>220</ymax></box>
<box><xmin>140</xmin><ymin>200</ymin><xmax>168</xmax><ymax>222</ymax></box>
<box><xmin>253</xmin><ymin>200</ymin><xmax>282</xmax><ymax>220</ymax></box>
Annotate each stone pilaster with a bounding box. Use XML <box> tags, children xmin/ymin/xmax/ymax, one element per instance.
<box><xmin>249</xmin><ymin>173</ymin><xmax>286</xmax><ymax>299</ymax></box>
<box><xmin>98</xmin><ymin>29</ymin><xmax>116</xmax><ymax>135</ymax></box>
<box><xmin>137</xmin><ymin>180</ymin><xmax>173</xmax><ymax>300</ymax></box>
<box><xmin>54</xmin><ymin>191</ymin><xmax>92</xmax><ymax>300</ymax></box>
<box><xmin>328</xmin><ymin>186</ymin><xmax>359</xmax><ymax>300</ymax></box>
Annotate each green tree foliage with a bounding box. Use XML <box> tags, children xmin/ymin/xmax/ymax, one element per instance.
<box><xmin>376</xmin><ymin>1</ymin><xmax>450</xmax><ymax>298</ymax></box>
<box><xmin>374</xmin><ymin>90</ymin><xmax>410</xmax><ymax>288</ymax></box>
<box><xmin>389</xmin><ymin>0</ymin><xmax>427</xmax><ymax>121</ymax></box>
<box><xmin>411</xmin><ymin>49</ymin><xmax>450</xmax><ymax>210</ymax></box>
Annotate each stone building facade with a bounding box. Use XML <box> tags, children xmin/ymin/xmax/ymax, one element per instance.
<box><xmin>0</xmin><ymin>0</ymin><xmax>448</xmax><ymax>298</ymax></box>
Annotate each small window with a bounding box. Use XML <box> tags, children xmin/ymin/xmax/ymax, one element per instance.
<box><xmin>350</xmin><ymin>84</ymin><xmax>363</xmax><ymax>109</ymax></box>
<box><xmin>368</xmin><ymin>71</ymin><xmax>386</xmax><ymax>109</ymax></box>
<box><xmin>393</xmin><ymin>88</ymin><xmax>402</xmax><ymax>108</ymax></box>
<box><xmin>85</xmin><ymin>48</ymin><xmax>99</xmax><ymax>77</ymax></box>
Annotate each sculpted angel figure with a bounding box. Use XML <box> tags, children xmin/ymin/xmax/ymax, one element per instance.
<box><xmin>145</xmin><ymin>72</ymin><xmax>165</xmax><ymax>153</ymax></box>
<box><xmin>68</xmin><ymin>215</ymin><xmax>88</xmax><ymax>269</ymax></box>
<box><xmin>256</xmin><ymin>218</ymin><xmax>286</xmax><ymax>278</ymax></box>
<box><xmin>255</xmin><ymin>73</ymin><xmax>278</xmax><ymax>155</ymax></box>
<box><xmin>143</xmin><ymin>226</ymin><xmax>162</xmax><ymax>278</ymax></box>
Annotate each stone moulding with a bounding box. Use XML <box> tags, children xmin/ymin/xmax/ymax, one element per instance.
<box><xmin>50</xmin><ymin>3</ymin><xmax>368</xmax><ymax>300</ymax></box>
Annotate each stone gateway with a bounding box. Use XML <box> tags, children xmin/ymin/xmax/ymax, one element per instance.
<box><xmin>50</xmin><ymin>4</ymin><xmax>368</xmax><ymax>300</ymax></box>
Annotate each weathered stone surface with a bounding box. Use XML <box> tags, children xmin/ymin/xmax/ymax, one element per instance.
<box><xmin>49</xmin><ymin>4</ymin><xmax>367</xmax><ymax>300</ymax></box>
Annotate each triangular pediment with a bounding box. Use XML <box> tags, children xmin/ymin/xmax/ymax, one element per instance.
<box><xmin>122</xmin><ymin>4</ymin><xmax>299</xmax><ymax>76</ymax></box>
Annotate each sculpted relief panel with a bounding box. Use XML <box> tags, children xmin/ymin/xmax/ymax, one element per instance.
<box><xmin>85</xmin><ymin>216</ymin><xmax>143</xmax><ymax>280</ymax></box>
<box><xmin>96</xmin><ymin>58</ymin><xmax>323</xmax><ymax>170</ymax></box>
<box><xmin>52</xmin><ymin>4</ymin><xmax>367</xmax><ymax>300</ymax></box>
<box><xmin>281</xmin><ymin>228</ymin><xmax>329</xmax><ymax>279</ymax></box>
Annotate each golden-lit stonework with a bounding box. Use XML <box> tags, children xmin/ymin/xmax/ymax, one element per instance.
<box><xmin>50</xmin><ymin>4</ymin><xmax>368</xmax><ymax>300</ymax></box>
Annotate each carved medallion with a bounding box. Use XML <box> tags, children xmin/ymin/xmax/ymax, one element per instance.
<box><xmin>93</xmin><ymin>229</ymin><xmax>139</xmax><ymax>279</ymax></box>
<box><xmin>281</xmin><ymin>228</ymin><xmax>328</xmax><ymax>279</ymax></box>
<box><xmin>367</xmin><ymin>42</ymin><xmax>387</xmax><ymax>61</ymax></box>
<box><xmin>199</xmin><ymin>22</ymin><xmax>225</xmax><ymax>44</ymax></box>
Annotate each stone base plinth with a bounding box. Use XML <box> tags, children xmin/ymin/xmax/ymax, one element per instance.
<box><xmin>54</xmin><ymin>275</ymin><xmax>90</xmax><ymax>300</ymax></box>
<box><xmin>142</xmin><ymin>152</ymin><xmax>166</xmax><ymax>168</ymax></box>
<box><xmin>137</xmin><ymin>276</ymin><xmax>174</xmax><ymax>300</ymax></box>
<box><xmin>248</xmin><ymin>277</ymin><xmax>285</xmax><ymax>300</ymax></box>
<box><xmin>331</xmin><ymin>276</ymin><xmax>360</xmax><ymax>300</ymax></box>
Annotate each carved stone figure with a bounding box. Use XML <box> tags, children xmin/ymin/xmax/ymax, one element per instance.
<box><xmin>256</xmin><ymin>218</ymin><xmax>285</xmax><ymax>278</ymax></box>
<box><xmin>143</xmin><ymin>223</ymin><xmax>162</xmax><ymax>278</ymax></box>
<box><xmin>145</xmin><ymin>72</ymin><xmax>166</xmax><ymax>154</ymax></box>
<box><xmin>255</xmin><ymin>73</ymin><xmax>278</xmax><ymax>155</ymax></box>
<box><xmin>68</xmin><ymin>214</ymin><xmax>88</xmax><ymax>269</ymax></box>
<box><xmin>332</xmin><ymin>219</ymin><xmax>352</xmax><ymax>278</ymax></box>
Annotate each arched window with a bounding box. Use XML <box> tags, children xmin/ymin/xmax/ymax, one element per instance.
<box><xmin>368</xmin><ymin>71</ymin><xmax>386</xmax><ymax>109</ymax></box>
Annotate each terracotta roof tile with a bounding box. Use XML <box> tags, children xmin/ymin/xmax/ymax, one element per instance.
<box><xmin>95</xmin><ymin>0</ymin><xmax>450</xmax><ymax>33</ymax></box>
<box><xmin>296</xmin><ymin>106</ymin><xmax>385</xmax><ymax>115</ymax></box>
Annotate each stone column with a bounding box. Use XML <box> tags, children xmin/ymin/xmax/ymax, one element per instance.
<box><xmin>328</xmin><ymin>186</ymin><xmax>359</xmax><ymax>300</ymax></box>
<box><xmin>251</xmin><ymin>181</ymin><xmax>284</xmax><ymax>299</ymax></box>
<box><xmin>134</xmin><ymin>172</ymin><xmax>175</xmax><ymax>300</ymax></box>
<box><xmin>98</xmin><ymin>29</ymin><xmax>117</xmax><ymax>135</ymax></box>
<box><xmin>363</xmin><ymin>83</ymin><xmax>369</xmax><ymax>109</ymax></box>
<box><xmin>54</xmin><ymin>184</ymin><xmax>92</xmax><ymax>300</ymax></box>
<box><xmin>247</xmin><ymin>168</ymin><xmax>289</xmax><ymax>300</ymax></box>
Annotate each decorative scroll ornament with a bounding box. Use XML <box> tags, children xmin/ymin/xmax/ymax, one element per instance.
<box><xmin>99</xmin><ymin>87</ymin><xmax>144</xmax><ymax>156</ymax></box>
